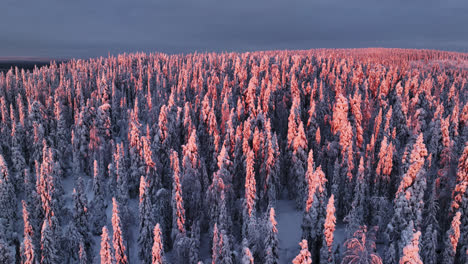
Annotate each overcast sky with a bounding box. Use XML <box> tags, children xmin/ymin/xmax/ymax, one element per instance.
<box><xmin>1</xmin><ymin>0</ymin><xmax>467</xmax><ymax>59</ymax></box>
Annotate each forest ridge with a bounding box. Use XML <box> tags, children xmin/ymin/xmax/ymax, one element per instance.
<box><xmin>0</xmin><ymin>48</ymin><xmax>467</xmax><ymax>263</ymax></box>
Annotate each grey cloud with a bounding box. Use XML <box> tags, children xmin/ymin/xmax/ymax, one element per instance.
<box><xmin>1</xmin><ymin>0</ymin><xmax>467</xmax><ymax>58</ymax></box>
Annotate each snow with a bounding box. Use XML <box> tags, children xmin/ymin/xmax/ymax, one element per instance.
<box><xmin>275</xmin><ymin>198</ymin><xmax>347</xmax><ymax>263</ymax></box>
<box><xmin>276</xmin><ymin>199</ymin><xmax>302</xmax><ymax>263</ymax></box>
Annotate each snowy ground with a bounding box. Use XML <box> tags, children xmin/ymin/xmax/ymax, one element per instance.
<box><xmin>83</xmin><ymin>186</ymin><xmax>346</xmax><ymax>263</ymax></box>
<box><xmin>276</xmin><ymin>199</ymin><xmax>303</xmax><ymax>263</ymax></box>
<box><xmin>275</xmin><ymin>198</ymin><xmax>347</xmax><ymax>263</ymax></box>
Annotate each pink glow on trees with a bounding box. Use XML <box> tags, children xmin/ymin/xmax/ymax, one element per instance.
<box><xmin>212</xmin><ymin>223</ymin><xmax>220</xmax><ymax>264</ymax></box>
<box><xmin>293</xmin><ymin>121</ymin><xmax>307</xmax><ymax>154</ymax></box>
<box><xmin>440</xmin><ymin>117</ymin><xmax>453</xmax><ymax>167</ymax></box>
<box><xmin>100</xmin><ymin>226</ymin><xmax>115</xmax><ymax>264</ymax></box>
<box><xmin>306</xmin><ymin>164</ymin><xmax>327</xmax><ymax>213</ymax></box>
<box><xmin>170</xmin><ymin>150</ymin><xmax>186</xmax><ymax>235</ymax></box>
<box><xmin>152</xmin><ymin>224</ymin><xmax>165</xmax><ymax>264</ymax></box>
<box><xmin>444</xmin><ymin>211</ymin><xmax>461</xmax><ymax>262</ymax></box>
<box><xmin>245</xmin><ymin>148</ymin><xmax>256</xmax><ymax>218</ymax></box>
<box><xmin>112</xmin><ymin>197</ymin><xmax>129</xmax><ymax>264</ymax></box>
<box><xmin>264</xmin><ymin>207</ymin><xmax>279</xmax><ymax>264</ymax></box>
<box><xmin>269</xmin><ymin>207</ymin><xmax>278</xmax><ymax>234</ymax></box>
<box><xmin>350</xmin><ymin>88</ymin><xmax>363</xmax><ymax>149</ymax></box>
<box><xmin>399</xmin><ymin>230</ymin><xmax>423</xmax><ymax>264</ymax></box>
<box><xmin>451</xmin><ymin>143</ymin><xmax>468</xmax><ymax>211</ymax></box>
<box><xmin>323</xmin><ymin>194</ymin><xmax>336</xmax><ymax>262</ymax></box>
<box><xmin>342</xmin><ymin>226</ymin><xmax>382</xmax><ymax>264</ymax></box>
<box><xmin>21</xmin><ymin>201</ymin><xmax>35</xmax><ymax>264</ymax></box>
<box><xmin>332</xmin><ymin>93</ymin><xmax>349</xmax><ymax>136</ymax></box>
<box><xmin>241</xmin><ymin>245</ymin><xmax>254</xmax><ymax>264</ymax></box>
<box><xmin>292</xmin><ymin>240</ymin><xmax>312</xmax><ymax>264</ymax></box>
<box><xmin>376</xmin><ymin>136</ymin><xmax>394</xmax><ymax>186</ymax></box>
<box><xmin>373</xmin><ymin>108</ymin><xmax>383</xmax><ymax>141</ymax></box>
<box><xmin>263</xmin><ymin>119</ymin><xmax>279</xmax><ymax>201</ymax></box>
<box><xmin>396</xmin><ymin>134</ymin><xmax>428</xmax><ymax>196</ymax></box>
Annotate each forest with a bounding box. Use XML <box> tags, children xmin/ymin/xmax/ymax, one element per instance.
<box><xmin>0</xmin><ymin>48</ymin><xmax>467</xmax><ymax>263</ymax></box>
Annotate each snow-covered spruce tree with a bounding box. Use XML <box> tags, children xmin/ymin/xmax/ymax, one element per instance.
<box><xmin>264</xmin><ymin>207</ymin><xmax>279</xmax><ymax>264</ymax></box>
<box><xmin>291</xmin><ymin>121</ymin><xmax>308</xmax><ymax>210</ymax></box>
<box><xmin>342</xmin><ymin>226</ymin><xmax>382</xmax><ymax>264</ymax></box>
<box><xmin>112</xmin><ymin>197</ymin><xmax>129</xmax><ymax>264</ymax></box>
<box><xmin>73</xmin><ymin>105</ymin><xmax>92</xmax><ymax>175</ymax></box>
<box><xmin>0</xmin><ymin>238</ymin><xmax>14</xmax><ymax>264</ymax></box>
<box><xmin>21</xmin><ymin>201</ymin><xmax>36</xmax><ymax>264</ymax></box>
<box><xmin>286</xmin><ymin>95</ymin><xmax>299</xmax><ymax>198</ymax></box>
<box><xmin>421</xmin><ymin>182</ymin><xmax>439</xmax><ymax>264</ymax></box>
<box><xmin>11</xmin><ymin>122</ymin><xmax>26</xmax><ymax>192</ymax></box>
<box><xmin>139</xmin><ymin>176</ymin><xmax>154</xmax><ymax>264</ymax></box>
<box><xmin>181</xmin><ymin>130</ymin><xmax>204</xmax><ymax>230</ymax></box>
<box><xmin>442</xmin><ymin>211</ymin><xmax>461</xmax><ymax>264</ymax></box>
<box><xmin>23</xmin><ymin>168</ymin><xmax>42</xmax><ymax>260</ymax></box>
<box><xmin>241</xmin><ymin>239</ymin><xmax>254</xmax><ymax>264</ymax></box>
<box><xmin>292</xmin><ymin>240</ymin><xmax>312</xmax><ymax>264</ymax></box>
<box><xmin>389</xmin><ymin>95</ymin><xmax>406</xmax><ymax>148</ymax></box>
<box><xmin>344</xmin><ymin>156</ymin><xmax>368</xmax><ymax>236</ymax></box>
<box><xmin>302</xmin><ymin>165</ymin><xmax>327</xmax><ymax>261</ymax></box>
<box><xmin>40</xmin><ymin>216</ymin><xmax>61</xmax><ymax>264</ymax></box>
<box><xmin>243</xmin><ymin>147</ymin><xmax>258</xmax><ymax>258</ymax></box>
<box><xmin>128</xmin><ymin>106</ymin><xmax>145</xmax><ymax>197</ymax></box>
<box><xmin>141</xmin><ymin>135</ymin><xmax>159</xmax><ymax>195</ymax></box>
<box><xmin>421</xmin><ymin>225</ymin><xmax>437</xmax><ymax>264</ymax></box>
<box><xmin>206</xmin><ymin>143</ymin><xmax>233</xmax><ymax>233</ymax></box>
<box><xmin>97</xmin><ymin>103</ymin><xmax>113</xmax><ymax>165</ymax></box>
<box><xmin>450</xmin><ymin>143</ymin><xmax>468</xmax><ymax>264</ymax></box>
<box><xmin>53</xmin><ymin>95</ymin><xmax>70</xmax><ymax>173</ymax></box>
<box><xmin>451</xmin><ymin>143</ymin><xmax>468</xmax><ymax>212</ymax></box>
<box><xmin>27</xmin><ymin>101</ymin><xmax>45</xmax><ymax>166</ymax></box>
<box><xmin>350</xmin><ymin>88</ymin><xmax>364</xmax><ymax>150</ymax></box>
<box><xmin>332</xmin><ymin>93</ymin><xmax>354</xmax><ymax>185</ymax></box>
<box><xmin>152</xmin><ymin>224</ymin><xmax>165</xmax><ymax>264</ymax></box>
<box><xmin>170</xmin><ymin>150</ymin><xmax>198</xmax><ymax>264</ymax></box>
<box><xmin>0</xmin><ymin>154</ymin><xmax>16</xmax><ymax>254</ymax></box>
<box><xmin>91</xmin><ymin>159</ymin><xmax>107</xmax><ymax>235</ymax></box>
<box><xmin>114</xmin><ymin>142</ymin><xmax>129</xmax><ymax>207</ymax></box>
<box><xmin>77</xmin><ymin>239</ymin><xmax>87</xmax><ymax>264</ymax></box>
<box><xmin>38</xmin><ymin>142</ymin><xmax>64</xmax><ymax>222</ymax></box>
<box><xmin>197</xmin><ymin>95</ymin><xmax>222</xmax><ymax>181</ymax></box>
<box><xmin>375</xmin><ymin>135</ymin><xmax>394</xmax><ymax>197</ymax></box>
<box><xmin>206</xmin><ymin>172</ymin><xmax>227</xmax><ymax>234</ymax></box>
<box><xmin>387</xmin><ymin>134</ymin><xmax>428</xmax><ymax>258</ymax></box>
<box><xmin>262</xmin><ymin>122</ymin><xmax>280</xmax><ymax>208</ymax></box>
<box><xmin>320</xmin><ymin>194</ymin><xmax>336</xmax><ymax>264</ymax></box>
<box><xmin>70</xmin><ymin>177</ymin><xmax>92</xmax><ymax>261</ymax></box>
<box><xmin>212</xmin><ymin>223</ymin><xmax>233</xmax><ymax>264</ymax></box>
<box><xmin>101</xmin><ymin>226</ymin><xmax>115</xmax><ymax>264</ymax></box>
<box><xmin>170</xmin><ymin>150</ymin><xmax>186</xmax><ymax>239</ymax></box>
<box><xmin>399</xmin><ymin>222</ymin><xmax>423</xmax><ymax>264</ymax></box>
<box><xmin>153</xmin><ymin>186</ymin><xmax>172</xmax><ymax>253</ymax></box>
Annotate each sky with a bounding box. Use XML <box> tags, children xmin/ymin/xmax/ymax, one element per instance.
<box><xmin>1</xmin><ymin>0</ymin><xmax>467</xmax><ymax>59</ymax></box>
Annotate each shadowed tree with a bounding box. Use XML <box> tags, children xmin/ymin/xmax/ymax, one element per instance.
<box><xmin>341</xmin><ymin>226</ymin><xmax>382</xmax><ymax>264</ymax></box>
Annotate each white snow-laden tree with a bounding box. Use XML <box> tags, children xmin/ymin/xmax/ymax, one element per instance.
<box><xmin>0</xmin><ymin>154</ymin><xmax>17</xmax><ymax>256</ymax></box>
<box><xmin>341</xmin><ymin>226</ymin><xmax>382</xmax><ymax>264</ymax></box>
<box><xmin>100</xmin><ymin>226</ymin><xmax>115</xmax><ymax>264</ymax></box>
<box><xmin>264</xmin><ymin>207</ymin><xmax>279</xmax><ymax>264</ymax></box>
<box><xmin>139</xmin><ymin>176</ymin><xmax>155</xmax><ymax>264</ymax></box>
<box><xmin>91</xmin><ymin>159</ymin><xmax>107</xmax><ymax>235</ymax></box>
<box><xmin>152</xmin><ymin>223</ymin><xmax>165</xmax><ymax>264</ymax></box>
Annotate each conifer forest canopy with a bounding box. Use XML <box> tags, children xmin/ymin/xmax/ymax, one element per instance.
<box><xmin>0</xmin><ymin>48</ymin><xmax>467</xmax><ymax>263</ymax></box>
